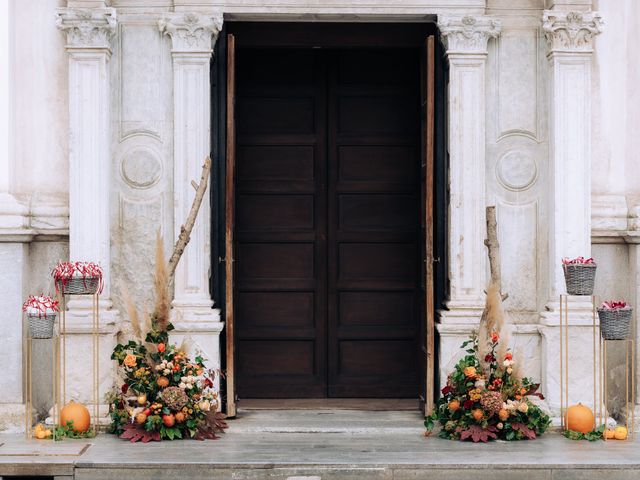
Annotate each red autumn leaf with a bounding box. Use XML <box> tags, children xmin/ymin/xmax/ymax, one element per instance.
<box><xmin>120</xmin><ymin>423</ymin><xmax>161</xmax><ymax>443</ymax></box>
<box><xmin>459</xmin><ymin>424</ymin><xmax>498</xmax><ymax>443</ymax></box>
<box><xmin>510</xmin><ymin>422</ymin><xmax>536</xmax><ymax>440</ymax></box>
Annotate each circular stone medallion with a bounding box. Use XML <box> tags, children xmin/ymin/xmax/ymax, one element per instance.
<box><xmin>121</xmin><ymin>148</ymin><xmax>162</xmax><ymax>189</ymax></box>
<box><xmin>496</xmin><ymin>150</ymin><xmax>537</xmax><ymax>191</ymax></box>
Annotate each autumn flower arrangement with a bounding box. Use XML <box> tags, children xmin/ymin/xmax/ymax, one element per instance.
<box><xmin>425</xmin><ymin>284</ymin><xmax>551</xmax><ymax>442</ymax></box>
<box><xmin>108</xmin><ymin>234</ymin><xmax>227</xmax><ymax>442</ymax></box>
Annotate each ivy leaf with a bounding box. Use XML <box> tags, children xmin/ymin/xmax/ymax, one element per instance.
<box><xmin>459</xmin><ymin>424</ymin><xmax>497</xmax><ymax>443</ymax></box>
<box><xmin>510</xmin><ymin>422</ymin><xmax>536</xmax><ymax>440</ymax></box>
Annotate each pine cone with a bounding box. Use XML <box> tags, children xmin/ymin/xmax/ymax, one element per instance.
<box><xmin>160</xmin><ymin>386</ymin><xmax>189</xmax><ymax>411</ymax></box>
<box><xmin>480</xmin><ymin>391</ymin><xmax>503</xmax><ymax>416</ymax></box>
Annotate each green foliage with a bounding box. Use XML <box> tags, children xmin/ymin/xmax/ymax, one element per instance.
<box><xmin>53</xmin><ymin>421</ymin><xmax>95</xmax><ymax>441</ymax></box>
<box><xmin>563</xmin><ymin>425</ymin><xmax>605</xmax><ymax>441</ymax></box>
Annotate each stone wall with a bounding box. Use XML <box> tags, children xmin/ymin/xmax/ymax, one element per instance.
<box><xmin>2</xmin><ymin>0</ymin><xmax>640</xmax><ymax>430</ymax></box>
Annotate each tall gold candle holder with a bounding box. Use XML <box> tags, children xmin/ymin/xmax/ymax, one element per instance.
<box><xmin>58</xmin><ymin>291</ymin><xmax>100</xmax><ymax>436</ymax></box>
<box><xmin>24</xmin><ymin>332</ymin><xmax>61</xmax><ymax>440</ymax></box>
<box><xmin>601</xmin><ymin>338</ymin><xmax>636</xmax><ymax>441</ymax></box>
<box><xmin>559</xmin><ymin>294</ymin><xmax>604</xmax><ymax>431</ymax></box>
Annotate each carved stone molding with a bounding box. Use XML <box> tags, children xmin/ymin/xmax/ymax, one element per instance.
<box><xmin>542</xmin><ymin>10</ymin><xmax>603</xmax><ymax>53</ymax></box>
<box><xmin>158</xmin><ymin>12</ymin><xmax>223</xmax><ymax>53</ymax></box>
<box><xmin>438</xmin><ymin>15</ymin><xmax>502</xmax><ymax>55</ymax></box>
<box><xmin>55</xmin><ymin>8</ymin><xmax>117</xmax><ymax>49</ymax></box>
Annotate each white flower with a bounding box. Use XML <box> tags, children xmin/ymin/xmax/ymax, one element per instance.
<box><xmin>506</xmin><ymin>367</ymin><xmax>513</xmax><ymax>375</ymax></box>
<box><xmin>517</xmin><ymin>402</ymin><xmax>529</xmax><ymax>413</ymax></box>
<box><xmin>163</xmin><ymin>368</ymin><xmax>170</xmax><ymax>375</ymax></box>
<box><xmin>497</xmin><ymin>422</ymin><xmax>503</xmax><ymax>429</ymax></box>
<box><xmin>181</xmin><ymin>376</ymin><xmax>187</xmax><ymax>383</ymax></box>
<box><xmin>474</xmin><ymin>379</ymin><xmax>486</xmax><ymax>389</ymax></box>
<box><xmin>186</xmin><ymin>383</ymin><xmax>193</xmax><ymax>390</ymax></box>
<box><xmin>199</xmin><ymin>400</ymin><xmax>211</xmax><ymax>412</ymax></box>
<box><xmin>503</xmin><ymin>359</ymin><xmax>513</xmax><ymax>367</ymax></box>
<box><xmin>179</xmin><ymin>382</ymin><xmax>187</xmax><ymax>389</ymax></box>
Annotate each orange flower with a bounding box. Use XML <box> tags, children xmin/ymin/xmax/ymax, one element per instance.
<box><xmin>463</xmin><ymin>366</ymin><xmax>477</xmax><ymax>378</ymax></box>
<box><xmin>124</xmin><ymin>354</ymin><xmax>137</xmax><ymax>367</ymax></box>
<box><xmin>157</xmin><ymin>343</ymin><xmax>165</xmax><ymax>353</ymax></box>
<box><xmin>491</xmin><ymin>332</ymin><xmax>499</xmax><ymax>343</ymax></box>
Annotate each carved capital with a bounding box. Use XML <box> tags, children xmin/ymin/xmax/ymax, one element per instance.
<box><xmin>158</xmin><ymin>12</ymin><xmax>223</xmax><ymax>54</ymax></box>
<box><xmin>55</xmin><ymin>8</ymin><xmax>117</xmax><ymax>50</ymax></box>
<box><xmin>542</xmin><ymin>10</ymin><xmax>603</xmax><ymax>53</ymax></box>
<box><xmin>438</xmin><ymin>15</ymin><xmax>502</xmax><ymax>55</ymax></box>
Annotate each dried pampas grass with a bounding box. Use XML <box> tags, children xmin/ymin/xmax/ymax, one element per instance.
<box><xmin>123</xmin><ymin>289</ymin><xmax>142</xmax><ymax>341</ymax></box>
<box><xmin>478</xmin><ymin>282</ymin><xmax>507</xmax><ymax>372</ymax></box>
<box><xmin>153</xmin><ymin>230</ymin><xmax>171</xmax><ymax>332</ymax></box>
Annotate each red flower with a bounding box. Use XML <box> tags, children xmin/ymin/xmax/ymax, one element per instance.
<box><xmin>493</xmin><ymin>378</ymin><xmax>502</xmax><ymax>386</ymax></box>
<box><xmin>505</xmin><ymin>352</ymin><xmax>513</xmax><ymax>361</ymax></box>
<box><xmin>441</xmin><ymin>385</ymin><xmax>453</xmax><ymax>395</ymax></box>
<box><xmin>158</xmin><ymin>343</ymin><xmax>166</xmax><ymax>353</ymax></box>
<box><xmin>485</xmin><ymin>354</ymin><xmax>494</xmax><ymax>362</ymax></box>
<box><xmin>121</xmin><ymin>383</ymin><xmax>129</xmax><ymax>394</ymax></box>
<box><xmin>204</xmin><ymin>378</ymin><xmax>214</xmax><ymax>389</ymax></box>
<box><xmin>491</xmin><ymin>332</ymin><xmax>499</xmax><ymax>343</ymax></box>
<box><xmin>463</xmin><ymin>400</ymin><xmax>474</xmax><ymax>410</ymax></box>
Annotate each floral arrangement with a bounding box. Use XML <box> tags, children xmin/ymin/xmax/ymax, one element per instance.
<box><xmin>599</xmin><ymin>300</ymin><xmax>628</xmax><ymax>310</ymax></box>
<box><xmin>52</xmin><ymin>261</ymin><xmax>104</xmax><ymax>294</ymax></box>
<box><xmin>425</xmin><ymin>284</ymin><xmax>551</xmax><ymax>442</ymax></box>
<box><xmin>561</xmin><ymin>256</ymin><xmax>595</xmax><ymax>265</ymax></box>
<box><xmin>108</xmin><ymin>234</ymin><xmax>227</xmax><ymax>442</ymax></box>
<box><xmin>22</xmin><ymin>295</ymin><xmax>59</xmax><ymax>317</ymax></box>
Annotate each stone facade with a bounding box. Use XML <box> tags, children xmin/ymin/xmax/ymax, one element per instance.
<box><xmin>1</xmin><ymin>0</ymin><xmax>640</xmax><ymax>430</ymax></box>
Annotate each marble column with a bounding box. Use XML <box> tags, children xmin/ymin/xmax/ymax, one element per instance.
<box><xmin>435</xmin><ymin>14</ymin><xmax>501</xmax><ymax>387</ymax></box>
<box><xmin>56</xmin><ymin>7</ymin><xmax>118</xmax><ymax>413</ymax></box>
<box><xmin>159</xmin><ymin>12</ymin><xmax>224</xmax><ymax>375</ymax></box>
<box><xmin>539</xmin><ymin>10</ymin><xmax>603</xmax><ymax>414</ymax></box>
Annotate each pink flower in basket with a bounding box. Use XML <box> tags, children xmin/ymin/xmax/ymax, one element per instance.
<box><xmin>22</xmin><ymin>295</ymin><xmax>59</xmax><ymax>318</ymax></box>
<box><xmin>51</xmin><ymin>261</ymin><xmax>104</xmax><ymax>294</ymax></box>
<box><xmin>562</xmin><ymin>256</ymin><xmax>595</xmax><ymax>265</ymax></box>
<box><xmin>600</xmin><ymin>300</ymin><xmax>628</xmax><ymax>310</ymax></box>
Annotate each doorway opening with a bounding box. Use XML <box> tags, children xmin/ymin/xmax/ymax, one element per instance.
<box><xmin>211</xmin><ymin>22</ymin><xmax>448</xmax><ymax>414</ymax></box>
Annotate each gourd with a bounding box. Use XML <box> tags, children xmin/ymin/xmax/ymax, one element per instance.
<box><xmin>60</xmin><ymin>401</ymin><xmax>91</xmax><ymax>433</ymax></box>
<box><xmin>565</xmin><ymin>403</ymin><xmax>594</xmax><ymax>434</ymax></box>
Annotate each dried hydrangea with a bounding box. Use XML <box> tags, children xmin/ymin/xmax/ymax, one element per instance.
<box><xmin>480</xmin><ymin>391</ymin><xmax>503</xmax><ymax>416</ymax></box>
<box><xmin>160</xmin><ymin>386</ymin><xmax>189</xmax><ymax>411</ymax></box>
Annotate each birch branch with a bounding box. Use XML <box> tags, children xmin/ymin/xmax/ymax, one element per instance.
<box><xmin>167</xmin><ymin>157</ymin><xmax>212</xmax><ymax>282</ymax></box>
<box><xmin>484</xmin><ymin>205</ymin><xmax>508</xmax><ymax>301</ymax></box>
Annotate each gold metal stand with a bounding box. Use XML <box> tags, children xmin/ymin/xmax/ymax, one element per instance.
<box><xmin>602</xmin><ymin>339</ymin><xmax>636</xmax><ymax>441</ymax></box>
<box><xmin>24</xmin><ymin>333</ymin><xmax>61</xmax><ymax>440</ymax></box>
<box><xmin>559</xmin><ymin>294</ymin><xmax>603</xmax><ymax>430</ymax></box>
<box><xmin>58</xmin><ymin>292</ymin><xmax>100</xmax><ymax>436</ymax></box>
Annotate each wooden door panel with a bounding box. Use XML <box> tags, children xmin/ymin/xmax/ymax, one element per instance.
<box><xmin>235</xmin><ymin>47</ymin><xmax>327</xmax><ymax>398</ymax></box>
<box><xmin>327</xmin><ymin>49</ymin><xmax>421</xmax><ymax>398</ymax></box>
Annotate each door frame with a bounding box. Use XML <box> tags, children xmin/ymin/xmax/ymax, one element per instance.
<box><xmin>212</xmin><ymin>22</ymin><xmax>448</xmax><ymax>415</ymax></box>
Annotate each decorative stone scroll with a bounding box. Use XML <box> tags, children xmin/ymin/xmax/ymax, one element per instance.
<box><xmin>159</xmin><ymin>12</ymin><xmax>223</xmax><ymax>53</ymax></box>
<box><xmin>542</xmin><ymin>11</ymin><xmax>604</xmax><ymax>53</ymax></box>
<box><xmin>438</xmin><ymin>14</ymin><xmax>502</xmax><ymax>55</ymax></box>
<box><xmin>55</xmin><ymin>8</ymin><xmax>116</xmax><ymax>49</ymax></box>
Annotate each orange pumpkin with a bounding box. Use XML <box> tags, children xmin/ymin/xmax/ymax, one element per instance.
<box><xmin>565</xmin><ymin>403</ymin><xmax>594</xmax><ymax>434</ymax></box>
<box><xmin>60</xmin><ymin>401</ymin><xmax>91</xmax><ymax>433</ymax></box>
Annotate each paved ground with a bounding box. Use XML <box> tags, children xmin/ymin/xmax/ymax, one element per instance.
<box><xmin>1</xmin><ymin>409</ymin><xmax>640</xmax><ymax>479</ymax></box>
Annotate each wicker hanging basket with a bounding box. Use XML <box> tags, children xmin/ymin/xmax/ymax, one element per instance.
<box><xmin>27</xmin><ymin>313</ymin><xmax>57</xmax><ymax>339</ymax></box>
<box><xmin>598</xmin><ymin>307</ymin><xmax>633</xmax><ymax>340</ymax></box>
<box><xmin>563</xmin><ymin>263</ymin><xmax>597</xmax><ymax>296</ymax></box>
<box><xmin>55</xmin><ymin>276</ymin><xmax>101</xmax><ymax>295</ymax></box>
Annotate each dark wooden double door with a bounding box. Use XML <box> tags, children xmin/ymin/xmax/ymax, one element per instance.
<box><xmin>234</xmin><ymin>47</ymin><xmax>421</xmax><ymax>398</ymax></box>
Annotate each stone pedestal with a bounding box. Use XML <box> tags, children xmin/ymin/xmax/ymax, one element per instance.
<box><xmin>540</xmin><ymin>10</ymin><xmax>603</xmax><ymax>414</ymax></box>
<box><xmin>159</xmin><ymin>12</ymin><xmax>225</xmax><ymax>373</ymax></box>
<box><xmin>56</xmin><ymin>7</ymin><xmax>119</xmax><ymax>415</ymax></box>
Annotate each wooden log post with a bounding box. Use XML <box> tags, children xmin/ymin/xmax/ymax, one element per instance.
<box><xmin>484</xmin><ymin>205</ymin><xmax>508</xmax><ymax>301</ymax></box>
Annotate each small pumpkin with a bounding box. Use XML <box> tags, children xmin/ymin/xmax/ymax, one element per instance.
<box><xmin>60</xmin><ymin>401</ymin><xmax>91</xmax><ymax>433</ymax></box>
<box><xmin>136</xmin><ymin>413</ymin><xmax>148</xmax><ymax>425</ymax></box>
<box><xmin>614</xmin><ymin>426</ymin><xmax>628</xmax><ymax>440</ymax></box>
<box><xmin>565</xmin><ymin>403</ymin><xmax>594</xmax><ymax>434</ymax></box>
<box><xmin>604</xmin><ymin>428</ymin><xmax>615</xmax><ymax>439</ymax></box>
